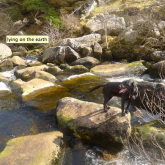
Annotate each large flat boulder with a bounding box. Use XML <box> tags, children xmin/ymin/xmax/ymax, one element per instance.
<box><xmin>0</xmin><ymin>131</ymin><xmax>63</xmax><ymax>165</ymax></box>
<box><xmin>90</xmin><ymin>61</ymin><xmax>147</xmax><ymax>77</ymax></box>
<box><xmin>21</xmin><ymin>78</ymin><xmax>70</xmax><ymax>110</ymax></box>
<box><xmin>56</xmin><ymin>97</ymin><xmax>131</xmax><ymax>150</ymax></box>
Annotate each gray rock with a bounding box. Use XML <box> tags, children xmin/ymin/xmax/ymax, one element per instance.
<box><xmin>84</xmin><ymin>14</ymin><xmax>126</xmax><ymax>35</ymax></box>
<box><xmin>56</xmin><ymin>34</ymin><xmax>101</xmax><ymax>52</ymax></box>
<box><xmin>42</xmin><ymin>46</ymin><xmax>80</xmax><ymax>65</ymax></box>
<box><xmin>93</xmin><ymin>42</ymin><xmax>102</xmax><ymax>59</ymax></box>
<box><xmin>150</xmin><ymin>51</ymin><xmax>165</xmax><ymax>62</ymax></box>
<box><xmin>70</xmin><ymin>56</ymin><xmax>100</xmax><ymax>69</ymax></box>
<box><xmin>118</xmin><ymin>28</ymin><xmax>139</xmax><ymax>44</ymax></box>
<box><xmin>82</xmin><ymin>47</ymin><xmax>93</xmax><ymax>57</ymax></box>
<box><xmin>133</xmin><ymin>19</ymin><xmax>160</xmax><ymax>37</ymax></box>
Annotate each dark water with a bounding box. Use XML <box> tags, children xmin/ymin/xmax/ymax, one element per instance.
<box><xmin>0</xmin><ymin>105</ymin><xmax>57</xmax><ymax>153</ymax></box>
<box><xmin>0</xmin><ymin>71</ymin><xmax>164</xmax><ymax>165</ymax></box>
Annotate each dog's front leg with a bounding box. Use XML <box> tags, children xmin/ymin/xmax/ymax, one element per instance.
<box><xmin>125</xmin><ymin>100</ymin><xmax>131</xmax><ymax>114</ymax></box>
<box><xmin>121</xmin><ymin>99</ymin><xmax>125</xmax><ymax>116</ymax></box>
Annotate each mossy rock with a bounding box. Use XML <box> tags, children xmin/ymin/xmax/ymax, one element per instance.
<box><xmin>21</xmin><ymin>79</ymin><xmax>70</xmax><ymax>110</ymax></box>
<box><xmin>132</xmin><ymin>122</ymin><xmax>165</xmax><ymax>149</ymax></box>
<box><xmin>90</xmin><ymin>61</ymin><xmax>147</xmax><ymax>77</ymax></box>
<box><xmin>56</xmin><ymin>97</ymin><xmax>131</xmax><ymax>151</ymax></box>
<box><xmin>111</xmin><ymin>43</ymin><xmax>136</xmax><ymax>60</ymax></box>
<box><xmin>0</xmin><ymin>131</ymin><xmax>63</xmax><ymax>165</ymax></box>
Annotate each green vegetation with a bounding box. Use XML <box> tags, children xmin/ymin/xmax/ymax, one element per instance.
<box><xmin>22</xmin><ymin>0</ymin><xmax>61</xmax><ymax>28</ymax></box>
<box><xmin>8</xmin><ymin>5</ymin><xmax>23</xmax><ymax>21</ymax></box>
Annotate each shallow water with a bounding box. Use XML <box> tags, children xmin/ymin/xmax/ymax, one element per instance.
<box><xmin>0</xmin><ymin>69</ymin><xmax>164</xmax><ymax>165</ymax></box>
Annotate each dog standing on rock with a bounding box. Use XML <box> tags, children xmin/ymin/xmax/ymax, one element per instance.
<box><xmin>89</xmin><ymin>79</ymin><xmax>138</xmax><ymax>116</ymax></box>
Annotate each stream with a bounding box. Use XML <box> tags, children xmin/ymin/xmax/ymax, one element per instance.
<box><xmin>0</xmin><ymin>60</ymin><xmax>164</xmax><ymax>165</ymax></box>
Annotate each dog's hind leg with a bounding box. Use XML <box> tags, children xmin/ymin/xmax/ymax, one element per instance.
<box><xmin>103</xmin><ymin>96</ymin><xmax>112</xmax><ymax>112</ymax></box>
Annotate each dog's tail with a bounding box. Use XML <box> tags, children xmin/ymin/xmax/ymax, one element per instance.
<box><xmin>89</xmin><ymin>84</ymin><xmax>105</xmax><ymax>93</ymax></box>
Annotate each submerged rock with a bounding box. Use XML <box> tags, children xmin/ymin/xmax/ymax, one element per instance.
<box><xmin>0</xmin><ymin>131</ymin><xmax>63</xmax><ymax>165</ymax></box>
<box><xmin>90</xmin><ymin>61</ymin><xmax>147</xmax><ymax>77</ymax></box>
<box><xmin>56</xmin><ymin>97</ymin><xmax>131</xmax><ymax>150</ymax></box>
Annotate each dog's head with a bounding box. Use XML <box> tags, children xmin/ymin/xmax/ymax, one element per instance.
<box><xmin>119</xmin><ymin>79</ymin><xmax>138</xmax><ymax>100</ymax></box>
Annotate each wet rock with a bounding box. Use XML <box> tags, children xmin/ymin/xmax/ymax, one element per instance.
<box><xmin>0</xmin><ymin>73</ymin><xmax>10</xmax><ymax>84</ymax></box>
<box><xmin>46</xmin><ymin>65</ymin><xmax>62</xmax><ymax>76</ymax></box>
<box><xmin>33</xmin><ymin>71</ymin><xmax>57</xmax><ymax>83</ymax></box>
<box><xmin>0</xmin><ymin>131</ymin><xmax>63</xmax><ymax>165</ymax></box>
<box><xmin>0</xmin><ymin>43</ymin><xmax>12</xmax><ymax>61</ymax></box>
<box><xmin>84</xmin><ymin>14</ymin><xmax>126</xmax><ymax>35</ymax></box>
<box><xmin>10</xmin><ymin>79</ymin><xmax>25</xmax><ymax>90</ymax></box>
<box><xmin>62</xmin><ymin>72</ymin><xmax>107</xmax><ymax>89</ymax></box>
<box><xmin>11</xmin><ymin>56</ymin><xmax>26</xmax><ymax>66</ymax></box>
<box><xmin>21</xmin><ymin>78</ymin><xmax>69</xmax><ymax>110</ymax></box>
<box><xmin>90</xmin><ymin>61</ymin><xmax>147</xmax><ymax>77</ymax></box>
<box><xmin>56</xmin><ymin>34</ymin><xmax>101</xmax><ymax>52</ymax></box>
<box><xmin>9</xmin><ymin>79</ymin><xmax>25</xmax><ymax>98</ymax></box>
<box><xmin>0</xmin><ymin>59</ymin><xmax>13</xmax><ymax>72</ymax></box>
<box><xmin>27</xmin><ymin>61</ymin><xmax>42</xmax><ymax>67</ymax></box>
<box><xmin>70</xmin><ymin>57</ymin><xmax>100</xmax><ymax>69</ymax></box>
<box><xmin>14</xmin><ymin>65</ymin><xmax>48</xmax><ymax>81</ymax></box>
<box><xmin>63</xmin><ymin>65</ymin><xmax>89</xmax><ymax>74</ymax></box>
<box><xmin>56</xmin><ymin>97</ymin><xmax>131</xmax><ymax>150</ymax></box>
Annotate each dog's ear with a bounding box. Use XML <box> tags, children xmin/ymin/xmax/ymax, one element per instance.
<box><xmin>131</xmin><ymin>81</ymin><xmax>138</xmax><ymax>98</ymax></box>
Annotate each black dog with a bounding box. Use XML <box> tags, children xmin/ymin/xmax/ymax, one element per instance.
<box><xmin>89</xmin><ymin>79</ymin><xmax>138</xmax><ymax>116</ymax></box>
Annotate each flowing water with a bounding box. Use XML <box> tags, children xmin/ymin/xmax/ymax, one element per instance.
<box><xmin>0</xmin><ymin>63</ymin><xmax>164</xmax><ymax>165</ymax></box>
